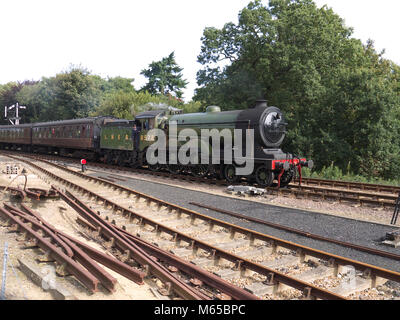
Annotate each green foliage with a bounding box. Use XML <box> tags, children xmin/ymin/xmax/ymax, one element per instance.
<box><xmin>0</xmin><ymin>81</ymin><xmax>39</xmax><ymax>124</ymax></box>
<box><xmin>15</xmin><ymin>67</ymin><xmax>105</xmax><ymax>121</ymax></box>
<box><xmin>195</xmin><ymin>0</ymin><xmax>400</xmax><ymax>181</ymax></box>
<box><xmin>0</xmin><ymin>82</ymin><xmax>23</xmax><ymax>110</ymax></box>
<box><xmin>1</xmin><ymin>65</ymin><xmax>200</xmax><ymax>125</ymax></box>
<box><xmin>97</xmin><ymin>76</ymin><xmax>135</xmax><ymax>93</ymax></box>
<box><xmin>91</xmin><ymin>90</ymin><xmax>202</xmax><ymax>119</ymax></box>
<box><xmin>302</xmin><ymin>163</ymin><xmax>400</xmax><ymax>187</ymax></box>
<box><xmin>141</xmin><ymin>52</ymin><xmax>188</xmax><ymax>99</ymax></box>
<box><xmin>12</xmin><ymin>67</ymin><xmax>137</xmax><ymax>123</ymax></box>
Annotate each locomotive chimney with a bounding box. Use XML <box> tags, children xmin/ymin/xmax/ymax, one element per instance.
<box><xmin>252</xmin><ymin>99</ymin><xmax>268</xmax><ymax>109</ymax></box>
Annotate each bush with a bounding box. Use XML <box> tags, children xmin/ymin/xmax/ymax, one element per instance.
<box><xmin>302</xmin><ymin>162</ymin><xmax>400</xmax><ymax>187</ymax></box>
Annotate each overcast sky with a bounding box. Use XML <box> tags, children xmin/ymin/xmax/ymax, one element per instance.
<box><xmin>0</xmin><ymin>0</ymin><xmax>399</xmax><ymax>101</ymax></box>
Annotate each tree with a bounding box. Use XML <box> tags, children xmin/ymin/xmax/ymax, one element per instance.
<box><xmin>16</xmin><ymin>67</ymin><xmax>105</xmax><ymax>122</ymax></box>
<box><xmin>141</xmin><ymin>52</ymin><xmax>188</xmax><ymax>99</ymax></box>
<box><xmin>194</xmin><ymin>0</ymin><xmax>400</xmax><ymax>180</ymax></box>
<box><xmin>0</xmin><ymin>81</ymin><xmax>38</xmax><ymax>124</ymax></box>
<box><xmin>91</xmin><ymin>90</ymin><xmax>202</xmax><ymax>119</ymax></box>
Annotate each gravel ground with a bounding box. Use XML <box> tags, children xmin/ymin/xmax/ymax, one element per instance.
<box><xmin>88</xmin><ymin>171</ymin><xmax>400</xmax><ymax>273</ymax></box>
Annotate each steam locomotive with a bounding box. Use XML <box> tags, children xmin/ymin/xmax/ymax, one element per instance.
<box><xmin>0</xmin><ymin>100</ymin><xmax>313</xmax><ymax>187</ymax></box>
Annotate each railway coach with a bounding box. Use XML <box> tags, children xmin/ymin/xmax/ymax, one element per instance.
<box><xmin>0</xmin><ymin>123</ymin><xmax>32</xmax><ymax>151</ymax></box>
<box><xmin>31</xmin><ymin>117</ymin><xmax>117</xmax><ymax>158</ymax></box>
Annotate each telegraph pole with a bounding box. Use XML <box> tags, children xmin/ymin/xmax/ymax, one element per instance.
<box><xmin>4</xmin><ymin>103</ymin><xmax>26</xmax><ymax>125</ymax></box>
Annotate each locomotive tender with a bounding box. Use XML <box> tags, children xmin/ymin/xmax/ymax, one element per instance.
<box><xmin>0</xmin><ymin>100</ymin><xmax>313</xmax><ymax>187</ymax></box>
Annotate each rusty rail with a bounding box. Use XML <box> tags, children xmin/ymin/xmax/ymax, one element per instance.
<box><xmin>46</xmin><ymin>174</ymin><xmax>345</xmax><ymax>300</ymax></box>
<box><xmin>3</xmin><ymin>203</ymin><xmax>145</xmax><ymax>291</ymax></box>
<box><xmin>65</xmin><ymin>189</ymin><xmax>261</xmax><ymax>300</ymax></box>
<box><xmin>0</xmin><ymin>185</ymin><xmax>58</xmax><ymax>201</ymax></box>
<box><xmin>44</xmin><ymin>154</ymin><xmax>397</xmax><ymax>208</ymax></box>
<box><xmin>53</xmin><ymin>186</ymin><xmax>211</xmax><ymax>300</ymax></box>
<box><xmin>189</xmin><ymin>202</ymin><xmax>400</xmax><ymax>262</ymax></box>
<box><xmin>9</xmin><ymin>153</ymin><xmax>400</xmax><ymax>299</ymax></box>
<box><xmin>277</xmin><ymin>184</ymin><xmax>396</xmax><ymax>208</ymax></box>
<box><xmin>0</xmin><ymin>206</ymin><xmax>100</xmax><ymax>292</ymax></box>
<box><xmin>4</xmin><ymin>151</ymin><xmax>397</xmax><ymax>208</ymax></box>
<box><xmin>17</xmin><ymin>203</ymin><xmax>145</xmax><ymax>285</ymax></box>
<box><xmin>301</xmin><ymin>178</ymin><xmax>400</xmax><ymax>194</ymax></box>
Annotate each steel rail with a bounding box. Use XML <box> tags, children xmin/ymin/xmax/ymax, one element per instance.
<box><xmin>52</xmin><ymin>186</ymin><xmax>210</xmax><ymax>301</ymax></box>
<box><xmin>301</xmin><ymin>177</ymin><xmax>400</xmax><ymax>194</ymax></box>
<box><xmin>18</xmin><ymin>203</ymin><xmax>145</xmax><ymax>285</ymax></box>
<box><xmin>20</xmin><ymin>156</ymin><xmax>345</xmax><ymax>300</ymax></box>
<box><xmin>3</xmin><ymin>204</ymin><xmax>74</xmax><ymax>258</ymax></box>
<box><xmin>189</xmin><ymin>202</ymin><xmax>400</xmax><ymax>262</ymax></box>
<box><xmin>0</xmin><ymin>206</ymin><xmax>99</xmax><ymax>292</ymax></box>
<box><xmin>70</xmin><ymin>192</ymin><xmax>345</xmax><ymax>300</ymax></box>
<box><xmin>116</xmin><ymin>226</ymin><xmax>336</xmax><ymax>300</ymax></box>
<box><xmin>9</xmin><ymin>152</ymin><xmax>338</xmax><ymax>299</ymax></box>
<box><xmin>65</xmin><ymin>186</ymin><xmax>346</xmax><ymax>300</ymax></box>
<box><xmin>5</xmin><ymin>204</ymin><xmax>121</xmax><ymax>292</ymax></box>
<box><xmin>39</xmin><ymin>153</ymin><xmax>399</xmax><ymax>197</ymax></box>
<box><xmin>279</xmin><ymin>184</ymin><xmax>397</xmax><ymax>206</ymax></box>
<box><xmin>3</xmin><ymin>151</ymin><xmax>397</xmax><ymax>208</ymax></box>
<box><xmin>66</xmin><ymin>190</ymin><xmax>260</xmax><ymax>301</ymax></box>
<box><xmin>41</xmin><ymin>154</ymin><xmax>397</xmax><ymax>208</ymax></box>
<box><xmin>9</xmin><ymin>153</ymin><xmax>400</xmax><ymax>299</ymax></box>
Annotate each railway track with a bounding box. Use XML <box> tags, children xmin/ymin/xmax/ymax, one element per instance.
<box><xmin>1</xmin><ymin>150</ymin><xmax>398</xmax><ymax>209</ymax></box>
<box><xmin>2</xmin><ymin>152</ymin><xmax>400</xmax><ymax>300</ymax></box>
<box><xmin>300</xmin><ymin>177</ymin><xmax>400</xmax><ymax>194</ymax></box>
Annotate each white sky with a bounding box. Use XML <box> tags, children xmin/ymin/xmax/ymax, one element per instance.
<box><xmin>0</xmin><ymin>0</ymin><xmax>399</xmax><ymax>101</ymax></box>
